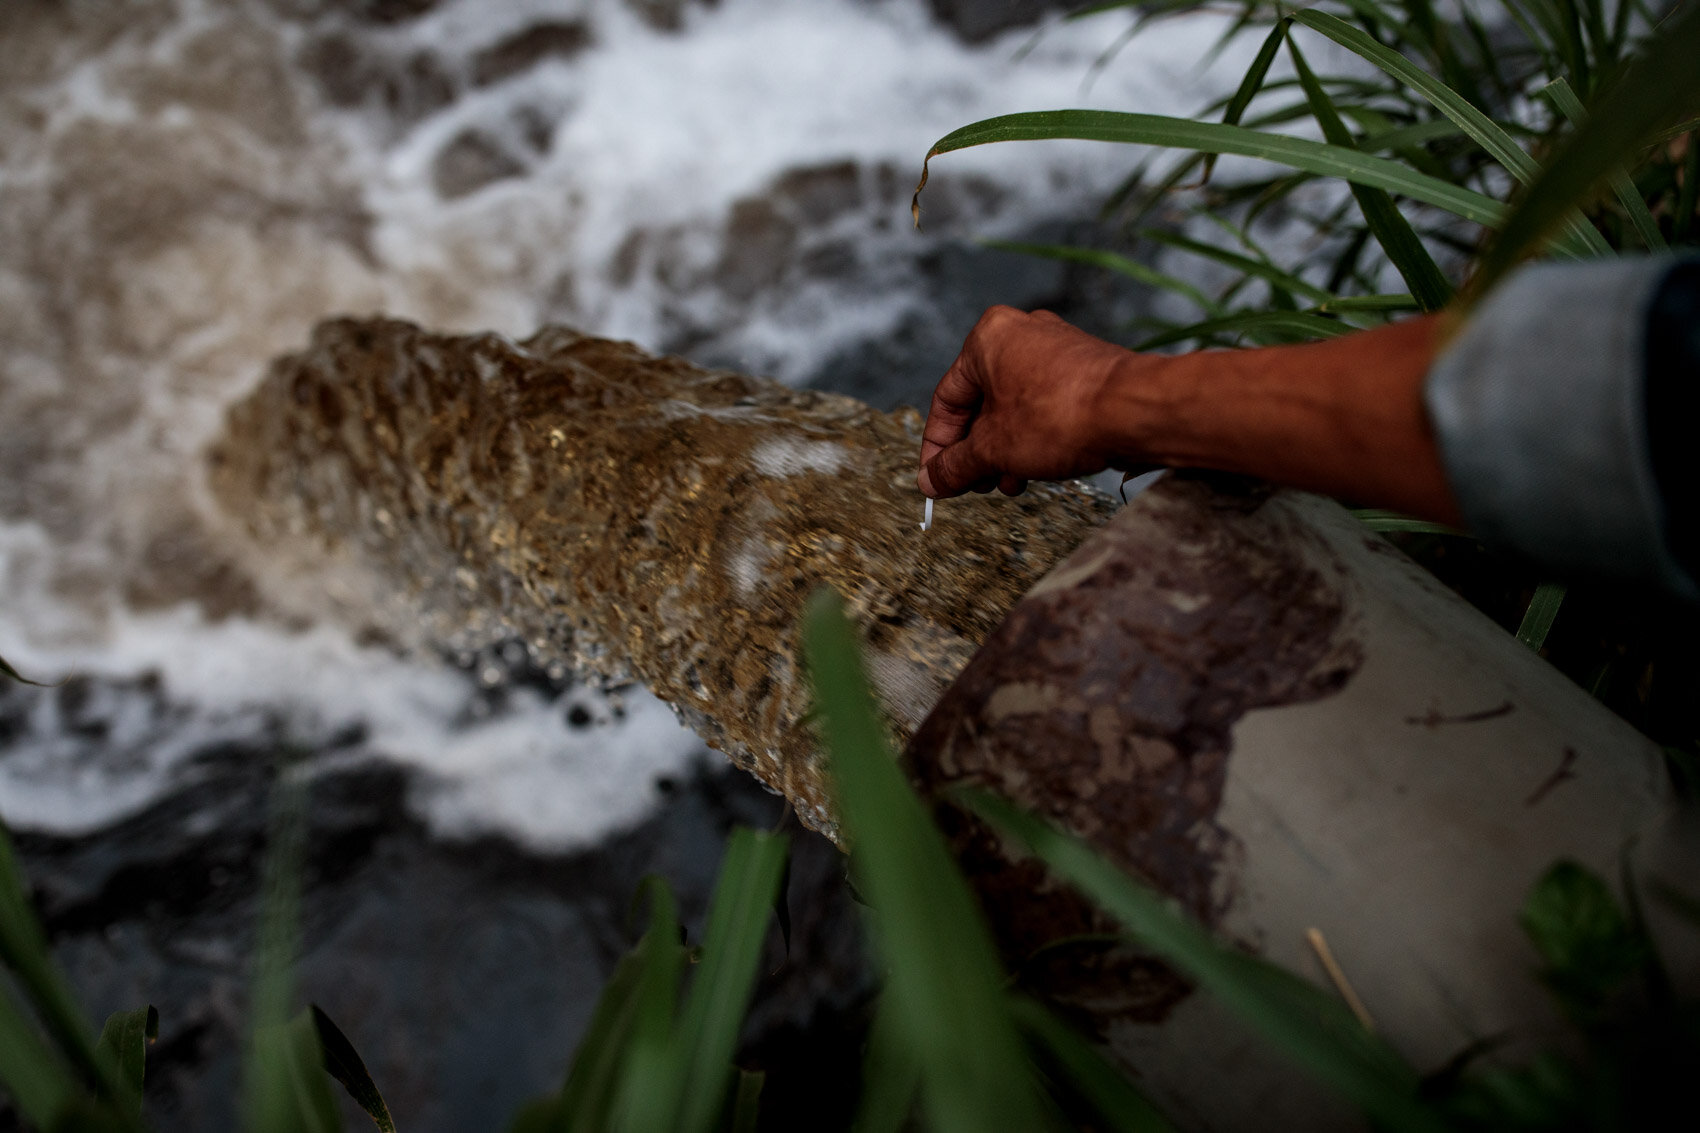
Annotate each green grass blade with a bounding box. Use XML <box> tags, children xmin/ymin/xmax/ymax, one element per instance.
<box><xmin>1133</xmin><ymin>309</ymin><xmax>1350</xmax><ymax>351</ymax></box>
<box><xmin>851</xmin><ymin>994</ymin><xmax>919</xmax><ymax>1133</ymax></box>
<box><xmin>1195</xmin><ymin>20</ymin><xmax>1289</xmax><ymax>187</ymax></box>
<box><xmin>730</xmin><ymin>1070</ymin><xmax>763</xmax><ymax>1133</ymax></box>
<box><xmin>960</xmin><ymin>789</ymin><xmax>1451</xmax><ymax>1133</ymax></box>
<box><xmin>1292</xmin><ymin>8</ymin><xmax>1611</xmax><ymax>259</ymax></box>
<box><xmin>1352</xmin><ymin>508</ymin><xmax>1471</xmax><ymax>537</ymax></box>
<box><xmin>0</xmin><ymin>988</ymin><xmax>79</xmax><ymax>1128</ymax></box>
<box><xmin>1316</xmin><ymin>294</ymin><xmax>1420</xmax><ymax>313</ymax></box>
<box><xmin>1293</xmin><ymin>9</ymin><xmax>1541</xmax><ymax>182</ymax></box>
<box><xmin>1516</xmin><ymin>582</ymin><xmax>1567</xmax><ymax>651</ymax></box>
<box><xmin>243</xmin><ymin>782</ymin><xmax>342</xmax><ymax>1133</ymax></box>
<box><xmin>1287</xmin><ymin>28</ymin><xmax>1454</xmax><ymax>311</ymax></box>
<box><xmin>1543</xmin><ymin>78</ymin><xmax>1668</xmax><ymax>251</ymax></box>
<box><xmin>0</xmin><ymin>824</ymin><xmax>131</xmax><ymax>1120</ymax></box>
<box><xmin>95</xmin><ymin>1006</ymin><xmax>156</xmax><ymax>1118</ymax></box>
<box><xmin>802</xmin><ymin>589</ymin><xmax>1052</xmax><ymax>1133</ymax></box>
<box><xmin>1142</xmin><ymin>228</ymin><xmax>1335</xmax><ymax>304</ymax></box>
<box><xmin>1469</xmin><ymin>1</ymin><xmax>1700</xmax><ymax>303</ymax></box>
<box><xmin>550</xmin><ymin>948</ymin><xmax>648</xmax><ymax>1132</ymax></box>
<box><xmin>612</xmin><ymin>879</ymin><xmax>686</xmax><ymax>1132</ymax></box>
<box><xmin>310</xmin><ymin>1006</ymin><xmax>395</xmax><ymax>1133</ymax></box>
<box><xmin>1677</xmin><ymin>128</ymin><xmax>1699</xmax><ymax>243</ymax></box>
<box><xmin>1009</xmin><ymin>997</ymin><xmax>1175</xmax><ymax>1133</ymax></box>
<box><xmin>914</xmin><ymin>110</ymin><xmax>1510</xmax><ymax>229</ymax></box>
<box><xmin>670</xmin><ymin>827</ymin><xmax>788</xmax><ymax>1133</ymax></box>
<box><xmin>983</xmin><ymin>240</ymin><xmax>1225</xmax><ymax>316</ymax></box>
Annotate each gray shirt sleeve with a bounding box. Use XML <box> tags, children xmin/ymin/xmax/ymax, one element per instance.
<box><xmin>1423</xmin><ymin>254</ymin><xmax>1700</xmax><ymax>603</ymax></box>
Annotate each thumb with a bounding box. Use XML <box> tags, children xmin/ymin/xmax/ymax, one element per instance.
<box><xmin>922</xmin><ymin>438</ymin><xmax>996</xmax><ymax>498</ymax></box>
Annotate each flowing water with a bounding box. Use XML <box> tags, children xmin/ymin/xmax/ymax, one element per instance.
<box><xmin>0</xmin><ymin>0</ymin><xmax>1256</xmax><ymax>1123</ymax></box>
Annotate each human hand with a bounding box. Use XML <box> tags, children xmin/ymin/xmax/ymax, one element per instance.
<box><xmin>917</xmin><ymin>306</ymin><xmax>1154</xmax><ymax>498</ymax></box>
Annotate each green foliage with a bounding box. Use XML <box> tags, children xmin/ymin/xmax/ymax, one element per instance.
<box><xmin>0</xmin><ymin>822</ymin><xmax>142</xmax><ymax>1131</ymax></box>
<box><xmin>914</xmin><ymin>0</ymin><xmax>1700</xmax><ymax>668</ymax></box>
<box><xmin>1468</xmin><ymin>0</ymin><xmax>1700</xmax><ymax>302</ymax></box>
<box><xmin>241</xmin><ymin>782</ymin><xmax>344</xmax><ymax>1133</ymax></box>
<box><xmin>1514</xmin><ymin>582</ymin><xmax>1568</xmax><ymax>651</ymax></box>
<box><xmin>1517</xmin><ymin>860</ymin><xmax>1651</xmax><ymax>1022</ymax></box>
<box><xmin>95</xmin><ymin>1007</ymin><xmax>157</xmax><ymax>1120</ymax></box>
<box><xmin>312</xmin><ymin>1006</ymin><xmax>396</xmax><ymax>1133</ymax></box>
<box><xmin>801</xmin><ymin>588</ymin><xmax>1056</xmax><ymax>1133</ymax></box>
<box><xmin>514</xmin><ymin>828</ymin><xmax>787</xmax><ymax>1133</ymax></box>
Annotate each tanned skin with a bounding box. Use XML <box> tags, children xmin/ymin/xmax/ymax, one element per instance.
<box><xmin>917</xmin><ymin>306</ymin><xmax>1463</xmax><ymax>527</ymax></box>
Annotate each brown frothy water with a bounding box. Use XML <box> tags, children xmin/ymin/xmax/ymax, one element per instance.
<box><xmin>209</xmin><ymin>317</ymin><xmax>1114</xmax><ymax>839</ymax></box>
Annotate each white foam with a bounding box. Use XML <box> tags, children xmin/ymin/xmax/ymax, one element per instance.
<box><xmin>750</xmin><ymin>437</ymin><xmax>851</xmax><ymax>478</ymax></box>
<box><xmin>0</xmin><ymin>0</ymin><xmax>1255</xmax><ymax>847</ymax></box>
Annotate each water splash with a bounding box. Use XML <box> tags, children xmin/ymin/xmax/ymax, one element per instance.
<box><xmin>209</xmin><ymin>318</ymin><xmax>1114</xmax><ymax>840</ymax></box>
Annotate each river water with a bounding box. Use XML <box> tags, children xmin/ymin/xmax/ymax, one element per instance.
<box><xmin>0</xmin><ymin>0</ymin><xmax>1254</xmax><ymax>1125</ymax></box>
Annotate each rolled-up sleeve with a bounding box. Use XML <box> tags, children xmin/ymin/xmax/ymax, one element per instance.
<box><xmin>1423</xmin><ymin>254</ymin><xmax>1700</xmax><ymax>602</ymax></box>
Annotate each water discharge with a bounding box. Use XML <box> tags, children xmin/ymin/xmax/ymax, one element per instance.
<box><xmin>0</xmin><ymin>0</ymin><xmax>1253</xmax><ymax>845</ymax></box>
<box><xmin>208</xmin><ymin>317</ymin><xmax>1114</xmax><ymax>841</ymax></box>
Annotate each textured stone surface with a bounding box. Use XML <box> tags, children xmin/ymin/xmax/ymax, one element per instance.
<box><xmin>906</xmin><ymin>474</ymin><xmax>1366</xmax><ymax>1023</ymax></box>
<box><xmin>208</xmin><ymin>319</ymin><xmax>1115</xmax><ymax>842</ymax></box>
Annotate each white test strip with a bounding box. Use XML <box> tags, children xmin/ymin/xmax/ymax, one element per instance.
<box><xmin>919</xmin><ymin>497</ymin><xmax>933</xmax><ymax>531</ymax></box>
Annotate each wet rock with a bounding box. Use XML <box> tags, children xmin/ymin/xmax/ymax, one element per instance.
<box><xmin>344</xmin><ymin>0</ymin><xmax>444</xmax><ymax>25</ymax></box>
<box><xmin>14</xmin><ymin>756</ymin><xmax>869</xmax><ymax>1130</ymax></box>
<box><xmin>298</xmin><ymin>33</ymin><xmax>456</xmax><ymax>123</ymax></box>
<box><xmin>927</xmin><ymin>0</ymin><xmax>1077</xmax><ymax>44</ymax></box>
<box><xmin>773</xmin><ymin>161</ymin><xmax>864</xmax><ymax>226</ymax></box>
<box><xmin>624</xmin><ymin>0</ymin><xmax>721</xmax><ymax>33</ymax></box>
<box><xmin>471</xmin><ymin>21</ymin><xmax>595</xmax><ymax>86</ymax></box>
<box><xmin>715</xmin><ymin>197</ymin><xmax>799</xmax><ymax>301</ymax></box>
<box><xmin>432</xmin><ymin>128</ymin><xmax>528</xmax><ymax>199</ymax></box>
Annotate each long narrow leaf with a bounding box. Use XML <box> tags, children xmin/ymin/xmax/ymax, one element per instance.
<box><xmin>1134</xmin><ymin>309</ymin><xmax>1350</xmax><ymax>351</ymax></box>
<box><xmin>984</xmin><ymin>240</ymin><xmax>1224</xmax><ymax>316</ymax></box>
<box><xmin>730</xmin><ymin>1070</ymin><xmax>763</xmax><ymax>1133</ymax></box>
<box><xmin>242</xmin><ymin>782</ymin><xmax>341</xmax><ymax>1133</ymax></box>
<box><xmin>669</xmin><ymin>827</ymin><xmax>788</xmax><ymax>1133</ymax></box>
<box><xmin>914</xmin><ymin>111</ymin><xmax>1510</xmax><ymax>229</ymax></box>
<box><xmin>1352</xmin><ymin>508</ymin><xmax>1471</xmax><ymax>537</ymax></box>
<box><xmin>310</xmin><ymin>1006</ymin><xmax>395</xmax><ymax>1133</ymax></box>
<box><xmin>612</xmin><ymin>879</ymin><xmax>686</xmax><ymax>1131</ymax></box>
<box><xmin>0</xmin><ymin>825</ymin><xmax>132</xmax><ymax>1120</ymax></box>
<box><xmin>1288</xmin><ymin>28</ymin><xmax>1454</xmax><ymax>310</ymax></box>
<box><xmin>549</xmin><ymin>948</ymin><xmax>649</xmax><ymax>1132</ymax></box>
<box><xmin>95</xmin><ymin>1006</ymin><xmax>156</xmax><ymax>1118</ymax></box>
<box><xmin>0</xmin><ymin>989</ymin><xmax>79</xmax><ymax>1128</ymax></box>
<box><xmin>1194</xmin><ymin>20</ymin><xmax>1290</xmax><ymax>187</ymax></box>
<box><xmin>802</xmin><ymin>589</ymin><xmax>1052</xmax><ymax>1133</ymax></box>
<box><xmin>1470</xmin><ymin>0</ymin><xmax>1700</xmax><ymax>302</ymax></box>
<box><xmin>1009</xmin><ymin>997</ymin><xmax>1175</xmax><ymax>1133</ymax></box>
<box><xmin>1143</xmin><ymin>228</ymin><xmax>1335</xmax><ymax>304</ymax></box>
<box><xmin>1292</xmin><ymin>9</ymin><xmax>1612</xmax><ymax>258</ymax></box>
<box><xmin>1543</xmin><ymin>78</ymin><xmax>1667</xmax><ymax>251</ymax></box>
<box><xmin>960</xmin><ymin>790</ymin><xmax>1451</xmax><ymax>1133</ymax></box>
<box><xmin>852</xmin><ymin>994</ymin><xmax>921</xmax><ymax>1133</ymax></box>
<box><xmin>1516</xmin><ymin>583</ymin><xmax>1567</xmax><ymax>651</ymax></box>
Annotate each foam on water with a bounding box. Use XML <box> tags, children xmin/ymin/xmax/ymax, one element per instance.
<box><xmin>0</xmin><ymin>0</ymin><xmax>1253</xmax><ymax>846</ymax></box>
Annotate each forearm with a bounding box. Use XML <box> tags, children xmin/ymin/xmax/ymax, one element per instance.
<box><xmin>1097</xmin><ymin>316</ymin><xmax>1463</xmax><ymax>525</ymax></box>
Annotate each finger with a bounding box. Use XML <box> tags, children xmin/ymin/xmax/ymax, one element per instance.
<box><xmin>919</xmin><ymin>354</ymin><xmax>984</xmax><ymax>469</ymax></box>
<box><xmin>923</xmin><ymin>436</ymin><xmax>997</xmax><ymax>498</ymax></box>
<box><xmin>997</xmin><ymin>474</ymin><xmax>1025</xmax><ymax>496</ymax></box>
<box><xmin>1028</xmin><ymin>308</ymin><xmax>1066</xmax><ymax>324</ymax></box>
